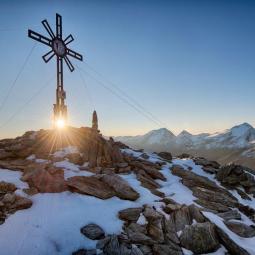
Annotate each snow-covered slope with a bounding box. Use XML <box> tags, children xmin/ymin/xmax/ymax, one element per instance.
<box><xmin>0</xmin><ymin>147</ymin><xmax>255</xmax><ymax>254</ymax></box>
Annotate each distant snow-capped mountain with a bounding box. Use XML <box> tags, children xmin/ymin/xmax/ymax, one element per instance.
<box><xmin>115</xmin><ymin>123</ymin><xmax>255</xmax><ymax>168</ymax></box>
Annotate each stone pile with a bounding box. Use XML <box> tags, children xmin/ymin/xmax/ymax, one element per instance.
<box><xmin>0</xmin><ymin>181</ymin><xmax>32</xmax><ymax>224</ymax></box>
<box><xmin>216</xmin><ymin>164</ymin><xmax>255</xmax><ymax>197</ymax></box>
<box><xmin>73</xmin><ymin>203</ymin><xmax>250</xmax><ymax>255</ymax></box>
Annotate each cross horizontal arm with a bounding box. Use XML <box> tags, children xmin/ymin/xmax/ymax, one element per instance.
<box><xmin>28</xmin><ymin>30</ymin><xmax>52</xmax><ymax>47</ymax></box>
<box><xmin>42</xmin><ymin>19</ymin><xmax>55</xmax><ymax>39</ymax></box>
<box><xmin>66</xmin><ymin>48</ymin><xmax>83</xmax><ymax>61</ymax></box>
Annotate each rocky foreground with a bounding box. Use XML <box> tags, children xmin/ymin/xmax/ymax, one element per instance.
<box><xmin>0</xmin><ymin>127</ymin><xmax>255</xmax><ymax>254</ymax></box>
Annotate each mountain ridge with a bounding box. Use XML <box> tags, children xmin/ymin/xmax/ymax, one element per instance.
<box><xmin>115</xmin><ymin>122</ymin><xmax>255</xmax><ymax>168</ymax></box>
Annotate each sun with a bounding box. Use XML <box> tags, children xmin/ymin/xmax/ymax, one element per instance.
<box><xmin>55</xmin><ymin>118</ymin><xmax>65</xmax><ymax>129</ymax></box>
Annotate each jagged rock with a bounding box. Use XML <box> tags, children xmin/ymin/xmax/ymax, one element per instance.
<box><xmin>2</xmin><ymin>193</ymin><xmax>16</xmax><ymax>204</ymax></box>
<box><xmin>224</xmin><ymin>221</ymin><xmax>255</xmax><ymax>238</ymax></box>
<box><xmin>102</xmin><ymin>235</ymin><xmax>121</xmax><ymax>255</ymax></box>
<box><xmin>163</xmin><ymin>204</ymin><xmax>182</xmax><ymax>214</ymax></box>
<box><xmin>177</xmin><ymin>153</ymin><xmax>191</xmax><ymax>159</ymax></box>
<box><xmin>152</xmin><ymin>244</ymin><xmax>183</xmax><ymax>255</ymax></box>
<box><xmin>137</xmin><ymin>245</ymin><xmax>152</xmax><ymax>255</ymax></box>
<box><xmin>143</xmin><ymin>206</ymin><xmax>164</xmax><ymax>243</ymax></box>
<box><xmin>188</xmin><ymin>204</ymin><xmax>205</xmax><ymax>223</ymax></box>
<box><xmin>136</xmin><ymin>170</ymin><xmax>161</xmax><ymax>191</ymax></box>
<box><xmin>8</xmin><ymin>195</ymin><xmax>32</xmax><ymax>210</ymax></box>
<box><xmin>142</xmin><ymin>165</ymin><xmax>166</xmax><ymax>181</ymax></box>
<box><xmin>130</xmin><ymin>245</ymin><xmax>144</xmax><ymax>255</ymax></box>
<box><xmin>118</xmin><ymin>166</ymin><xmax>132</xmax><ymax>174</ymax></box>
<box><xmin>0</xmin><ymin>149</ymin><xmax>13</xmax><ymax>160</ymax></box>
<box><xmin>126</xmin><ymin>228</ymin><xmax>154</xmax><ymax>245</ymax></box>
<box><xmin>195</xmin><ymin>199</ymin><xmax>230</xmax><ymax>212</ymax></box>
<box><xmin>67</xmin><ymin>176</ymin><xmax>115</xmax><ymax>199</ymax></box>
<box><xmin>100</xmin><ymin>174</ymin><xmax>139</xmax><ymax>201</ymax></box>
<box><xmin>0</xmin><ymin>181</ymin><xmax>16</xmax><ymax>193</ymax></box>
<box><xmin>202</xmin><ymin>166</ymin><xmax>218</xmax><ymax>174</ymax></box>
<box><xmin>130</xmin><ymin>160</ymin><xmax>165</xmax><ymax>181</ymax></box>
<box><xmin>171</xmin><ymin>205</ymin><xmax>192</xmax><ymax>232</ymax></box>
<box><xmin>194</xmin><ymin>157</ymin><xmax>220</xmax><ymax>169</ymax></box>
<box><xmin>172</xmin><ymin>165</ymin><xmax>239</xmax><ymax>212</ymax></box>
<box><xmin>180</xmin><ymin>222</ymin><xmax>220</xmax><ymax>254</ymax></box>
<box><xmin>217</xmin><ymin>210</ymin><xmax>241</xmax><ymax>221</ymax></box>
<box><xmin>157</xmin><ymin>152</ymin><xmax>172</xmax><ymax>161</ymax></box>
<box><xmin>118</xmin><ymin>208</ymin><xmax>143</xmax><ymax>222</ymax></box>
<box><xmin>81</xmin><ymin>223</ymin><xmax>105</xmax><ymax>240</ymax></box>
<box><xmin>163</xmin><ymin>217</ymin><xmax>180</xmax><ymax>244</ymax></box>
<box><xmin>150</xmin><ymin>189</ymin><xmax>165</xmax><ymax>198</ymax></box>
<box><xmin>216</xmin><ymin>226</ymin><xmax>249</xmax><ymax>255</ymax></box>
<box><xmin>22</xmin><ymin>168</ymin><xmax>67</xmax><ymax>193</ymax></box>
<box><xmin>140</xmin><ymin>153</ymin><xmax>149</xmax><ymax>160</ymax></box>
<box><xmin>23</xmin><ymin>187</ymin><xmax>39</xmax><ymax>196</ymax></box>
<box><xmin>65</xmin><ymin>153</ymin><xmax>83</xmax><ymax>165</ymax></box>
<box><xmin>217</xmin><ymin>165</ymin><xmax>255</xmax><ymax>195</ymax></box>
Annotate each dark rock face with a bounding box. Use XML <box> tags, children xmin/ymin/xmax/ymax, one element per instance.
<box><xmin>99</xmin><ymin>174</ymin><xmax>140</xmax><ymax>201</ymax></box>
<box><xmin>157</xmin><ymin>152</ymin><xmax>172</xmax><ymax>161</ymax></box>
<box><xmin>152</xmin><ymin>244</ymin><xmax>183</xmax><ymax>255</ymax></box>
<box><xmin>118</xmin><ymin>208</ymin><xmax>143</xmax><ymax>222</ymax></box>
<box><xmin>80</xmin><ymin>223</ymin><xmax>105</xmax><ymax>240</ymax></box>
<box><xmin>216</xmin><ymin>227</ymin><xmax>250</xmax><ymax>255</ymax></box>
<box><xmin>22</xmin><ymin>167</ymin><xmax>67</xmax><ymax>193</ymax></box>
<box><xmin>216</xmin><ymin>164</ymin><xmax>255</xmax><ymax>196</ymax></box>
<box><xmin>217</xmin><ymin>210</ymin><xmax>241</xmax><ymax>221</ymax></box>
<box><xmin>224</xmin><ymin>221</ymin><xmax>255</xmax><ymax>238</ymax></box>
<box><xmin>180</xmin><ymin>222</ymin><xmax>220</xmax><ymax>254</ymax></box>
<box><xmin>0</xmin><ymin>182</ymin><xmax>32</xmax><ymax>224</ymax></box>
<box><xmin>67</xmin><ymin>176</ymin><xmax>115</xmax><ymax>199</ymax></box>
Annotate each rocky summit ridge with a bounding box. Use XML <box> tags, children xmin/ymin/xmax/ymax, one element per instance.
<box><xmin>0</xmin><ymin>126</ymin><xmax>255</xmax><ymax>254</ymax></box>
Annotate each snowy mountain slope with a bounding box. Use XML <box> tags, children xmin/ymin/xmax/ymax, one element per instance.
<box><xmin>115</xmin><ymin>123</ymin><xmax>255</xmax><ymax>168</ymax></box>
<box><xmin>0</xmin><ymin>147</ymin><xmax>255</xmax><ymax>254</ymax></box>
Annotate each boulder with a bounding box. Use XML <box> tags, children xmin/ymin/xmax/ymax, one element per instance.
<box><xmin>22</xmin><ymin>168</ymin><xmax>67</xmax><ymax>193</ymax></box>
<box><xmin>217</xmin><ymin>210</ymin><xmax>241</xmax><ymax>221</ymax></box>
<box><xmin>126</xmin><ymin>226</ymin><xmax>154</xmax><ymax>245</ymax></box>
<box><xmin>136</xmin><ymin>170</ymin><xmax>161</xmax><ymax>190</ymax></box>
<box><xmin>118</xmin><ymin>207</ymin><xmax>143</xmax><ymax>222</ymax></box>
<box><xmin>157</xmin><ymin>152</ymin><xmax>172</xmax><ymax>161</ymax></box>
<box><xmin>0</xmin><ymin>181</ymin><xmax>16</xmax><ymax>193</ymax></box>
<box><xmin>9</xmin><ymin>195</ymin><xmax>32</xmax><ymax>210</ymax></box>
<box><xmin>224</xmin><ymin>221</ymin><xmax>255</xmax><ymax>238</ymax></box>
<box><xmin>65</xmin><ymin>153</ymin><xmax>83</xmax><ymax>165</ymax></box>
<box><xmin>100</xmin><ymin>174</ymin><xmax>139</xmax><ymax>201</ymax></box>
<box><xmin>180</xmin><ymin>222</ymin><xmax>220</xmax><ymax>254</ymax></box>
<box><xmin>143</xmin><ymin>207</ymin><xmax>164</xmax><ymax>243</ymax></box>
<box><xmin>67</xmin><ymin>176</ymin><xmax>115</xmax><ymax>199</ymax></box>
<box><xmin>80</xmin><ymin>223</ymin><xmax>105</xmax><ymax>240</ymax></box>
<box><xmin>216</xmin><ymin>226</ymin><xmax>249</xmax><ymax>255</ymax></box>
<box><xmin>171</xmin><ymin>206</ymin><xmax>192</xmax><ymax>232</ymax></box>
<box><xmin>194</xmin><ymin>157</ymin><xmax>220</xmax><ymax>169</ymax></box>
<box><xmin>152</xmin><ymin>244</ymin><xmax>183</xmax><ymax>255</ymax></box>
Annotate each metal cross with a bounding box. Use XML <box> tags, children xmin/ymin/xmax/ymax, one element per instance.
<box><xmin>28</xmin><ymin>13</ymin><xmax>83</xmax><ymax>124</ymax></box>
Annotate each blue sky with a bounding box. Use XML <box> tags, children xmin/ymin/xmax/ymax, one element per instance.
<box><xmin>0</xmin><ymin>0</ymin><xmax>254</xmax><ymax>138</ymax></box>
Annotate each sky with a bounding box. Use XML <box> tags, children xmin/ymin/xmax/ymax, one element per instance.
<box><xmin>0</xmin><ymin>0</ymin><xmax>255</xmax><ymax>138</ymax></box>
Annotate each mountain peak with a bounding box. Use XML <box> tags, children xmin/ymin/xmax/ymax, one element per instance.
<box><xmin>178</xmin><ymin>130</ymin><xmax>192</xmax><ymax>137</ymax></box>
<box><xmin>229</xmin><ymin>122</ymin><xmax>254</xmax><ymax>138</ymax></box>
